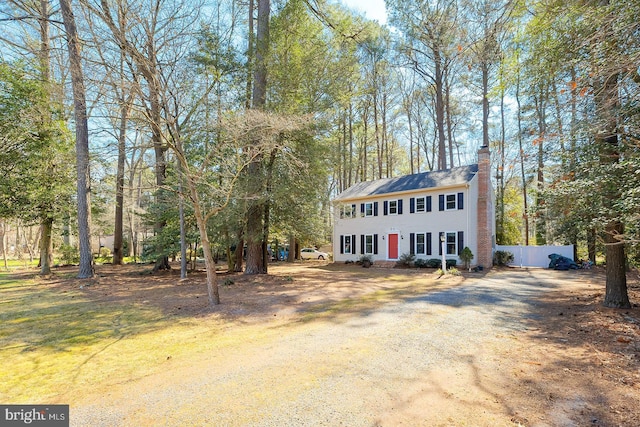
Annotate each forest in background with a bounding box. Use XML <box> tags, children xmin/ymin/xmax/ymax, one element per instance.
<box><xmin>0</xmin><ymin>0</ymin><xmax>638</xmax><ymax>306</ymax></box>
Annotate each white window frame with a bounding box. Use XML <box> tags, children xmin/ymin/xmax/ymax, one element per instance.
<box><xmin>415</xmin><ymin>233</ymin><xmax>426</xmax><ymax>255</ymax></box>
<box><xmin>341</xmin><ymin>204</ymin><xmax>355</xmax><ymax>219</ymax></box>
<box><xmin>389</xmin><ymin>200</ymin><xmax>398</xmax><ymax>215</ymax></box>
<box><xmin>445</xmin><ymin>231</ymin><xmax>457</xmax><ymax>255</ymax></box>
<box><xmin>364</xmin><ymin>202</ymin><xmax>374</xmax><ymax>217</ymax></box>
<box><xmin>344</xmin><ymin>235</ymin><xmax>353</xmax><ymax>254</ymax></box>
<box><xmin>445</xmin><ymin>193</ymin><xmax>457</xmax><ymax>211</ymax></box>
<box><xmin>364</xmin><ymin>234</ymin><xmax>374</xmax><ymax>254</ymax></box>
<box><xmin>415</xmin><ymin>196</ymin><xmax>426</xmax><ymax>213</ymax></box>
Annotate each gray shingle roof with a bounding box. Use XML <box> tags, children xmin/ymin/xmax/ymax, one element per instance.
<box><xmin>334</xmin><ymin>164</ymin><xmax>479</xmax><ymax>201</ymax></box>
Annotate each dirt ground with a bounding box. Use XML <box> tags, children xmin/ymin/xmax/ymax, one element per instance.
<box><xmin>27</xmin><ymin>262</ymin><xmax>640</xmax><ymax>426</ymax></box>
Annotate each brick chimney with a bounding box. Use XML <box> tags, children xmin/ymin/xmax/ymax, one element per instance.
<box><xmin>476</xmin><ymin>145</ymin><xmax>494</xmax><ymax>269</ymax></box>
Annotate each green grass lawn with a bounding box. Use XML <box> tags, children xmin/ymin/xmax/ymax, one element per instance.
<box><xmin>0</xmin><ymin>270</ymin><xmax>251</xmax><ymax>403</ymax></box>
<box><xmin>0</xmin><ymin>264</ymin><xmax>459</xmax><ymax>404</ymax></box>
<box><xmin>2</xmin><ymin>258</ymin><xmax>39</xmax><ymax>269</ymax></box>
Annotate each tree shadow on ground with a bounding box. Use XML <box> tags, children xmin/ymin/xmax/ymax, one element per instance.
<box><xmin>487</xmin><ymin>267</ymin><xmax>640</xmax><ymax>427</ymax></box>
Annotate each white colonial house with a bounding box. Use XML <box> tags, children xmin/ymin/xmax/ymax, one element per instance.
<box><xmin>332</xmin><ymin>146</ymin><xmax>495</xmax><ymax>268</ymax></box>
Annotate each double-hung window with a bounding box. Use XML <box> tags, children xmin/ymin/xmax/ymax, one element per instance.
<box><xmin>439</xmin><ymin>192</ymin><xmax>463</xmax><ymax>211</ymax></box>
<box><xmin>409</xmin><ymin>232</ymin><xmax>432</xmax><ymax>256</ymax></box>
<box><xmin>410</xmin><ymin>196</ymin><xmax>432</xmax><ymax>213</ymax></box>
<box><xmin>445</xmin><ymin>193</ymin><xmax>457</xmax><ymax>210</ymax></box>
<box><xmin>446</xmin><ymin>232</ymin><xmax>457</xmax><ymax>255</ymax></box>
<box><xmin>438</xmin><ymin>231</ymin><xmax>463</xmax><ymax>256</ymax></box>
<box><xmin>344</xmin><ymin>235</ymin><xmax>352</xmax><ymax>254</ymax></box>
<box><xmin>340</xmin><ymin>234</ymin><xmax>356</xmax><ymax>254</ymax></box>
<box><xmin>364</xmin><ymin>202</ymin><xmax>374</xmax><ymax>217</ymax></box>
<box><xmin>340</xmin><ymin>204</ymin><xmax>356</xmax><ymax>219</ymax></box>
<box><xmin>365</xmin><ymin>234</ymin><xmax>374</xmax><ymax>254</ymax></box>
<box><xmin>416</xmin><ymin>233</ymin><xmax>426</xmax><ymax>255</ymax></box>
<box><xmin>389</xmin><ymin>200</ymin><xmax>398</xmax><ymax>215</ymax></box>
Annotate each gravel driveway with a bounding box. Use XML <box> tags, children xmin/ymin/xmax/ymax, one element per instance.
<box><xmin>71</xmin><ymin>269</ymin><xmax>561</xmax><ymax>426</ymax></box>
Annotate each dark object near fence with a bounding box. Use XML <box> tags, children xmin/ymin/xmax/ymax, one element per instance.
<box><xmin>548</xmin><ymin>253</ymin><xmax>579</xmax><ymax>270</ymax></box>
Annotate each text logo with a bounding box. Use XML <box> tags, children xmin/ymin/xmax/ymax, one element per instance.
<box><xmin>1</xmin><ymin>405</ymin><xmax>68</xmax><ymax>426</ymax></box>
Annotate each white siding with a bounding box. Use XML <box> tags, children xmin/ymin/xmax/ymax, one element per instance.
<box><xmin>333</xmin><ymin>176</ymin><xmax>481</xmax><ymax>266</ymax></box>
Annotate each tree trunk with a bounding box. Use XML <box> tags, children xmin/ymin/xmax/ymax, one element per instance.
<box><xmin>39</xmin><ymin>217</ymin><xmax>53</xmax><ymax>275</ymax></box>
<box><xmin>382</xmin><ymin>92</ymin><xmax>389</xmax><ymax>178</ymax></box>
<box><xmin>193</xmin><ymin>208</ymin><xmax>220</xmax><ymax>306</ymax></box>
<box><xmin>60</xmin><ymin>0</ymin><xmax>93</xmax><ymax>279</ymax></box>
<box><xmin>245</xmin><ymin>0</ymin><xmax>254</xmax><ymax>109</ymax></box>
<box><xmin>515</xmin><ymin>61</ymin><xmax>529</xmax><ymax>245</ymax></box>
<box><xmin>245</xmin><ymin>0</ymin><xmax>270</xmax><ymax>275</ymax></box>
<box><xmin>534</xmin><ymin>90</ymin><xmax>547</xmax><ymax>245</ymax></box>
<box><xmin>596</xmin><ymin>73</ymin><xmax>630</xmax><ymax>308</ymax></box>
<box><xmin>604</xmin><ymin>221</ymin><xmax>629</xmax><ymax>308</ymax></box>
<box><xmin>445</xmin><ymin>67</ymin><xmax>454</xmax><ymax>168</ymax></box>
<box><xmin>496</xmin><ymin>81</ymin><xmax>506</xmax><ymax>244</ymax></box>
<box><xmin>234</xmin><ymin>233</ymin><xmax>244</xmax><ymax>272</ymax></box>
<box><xmin>1</xmin><ymin>221</ymin><xmax>8</xmax><ymax>271</ymax></box>
<box><xmin>179</xmin><ymin>177</ymin><xmax>187</xmax><ymax>279</ymax></box>
<box><xmin>225</xmin><ymin>229</ymin><xmax>234</xmax><ymax>272</ymax></box>
<box><xmin>587</xmin><ymin>228</ymin><xmax>596</xmax><ymax>264</ymax></box>
<box><xmin>244</xmin><ymin>205</ymin><xmax>264</xmax><ymax>274</ymax></box>
<box><xmin>434</xmin><ymin>50</ymin><xmax>446</xmax><ymax>170</ymax></box>
<box><xmin>288</xmin><ymin>234</ymin><xmax>296</xmax><ymax>262</ymax></box>
<box><xmin>362</xmin><ymin>102</ymin><xmax>368</xmax><ymax>181</ymax></box>
<box><xmin>150</xmin><ymin>77</ymin><xmax>170</xmax><ymax>271</ymax></box>
<box><xmin>348</xmin><ymin>100</ymin><xmax>354</xmax><ymax>187</ymax></box>
<box><xmin>406</xmin><ymin>94</ymin><xmax>415</xmax><ymax>174</ymax></box>
<box><xmin>113</xmin><ymin>97</ymin><xmax>129</xmax><ymax>265</ymax></box>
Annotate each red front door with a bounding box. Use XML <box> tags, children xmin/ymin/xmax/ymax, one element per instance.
<box><xmin>388</xmin><ymin>234</ymin><xmax>399</xmax><ymax>259</ymax></box>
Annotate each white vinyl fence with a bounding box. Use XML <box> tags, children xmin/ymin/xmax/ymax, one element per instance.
<box><xmin>495</xmin><ymin>245</ymin><xmax>574</xmax><ymax>268</ymax></box>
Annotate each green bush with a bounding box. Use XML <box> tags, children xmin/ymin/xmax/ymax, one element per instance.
<box><xmin>426</xmin><ymin>258</ymin><xmax>441</xmax><ymax>268</ymax></box>
<box><xmin>58</xmin><ymin>244</ymin><xmax>80</xmax><ymax>265</ymax></box>
<box><xmin>493</xmin><ymin>250</ymin><xmax>514</xmax><ymax>266</ymax></box>
<box><xmin>424</xmin><ymin>258</ymin><xmax>456</xmax><ymax>268</ymax></box>
<box><xmin>397</xmin><ymin>253</ymin><xmax>415</xmax><ymax>267</ymax></box>
<box><xmin>358</xmin><ymin>254</ymin><xmax>373</xmax><ymax>267</ymax></box>
<box><xmin>460</xmin><ymin>246</ymin><xmax>474</xmax><ymax>269</ymax></box>
<box><xmin>414</xmin><ymin>259</ymin><xmax>428</xmax><ymax>268</ymax></box>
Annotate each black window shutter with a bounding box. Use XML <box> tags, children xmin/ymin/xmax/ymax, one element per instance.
<box><xmin>410</xmin><ymin>198</ymin><xmax>415</xmax><ymax>213</ymax></box>
<box><xmin>373</xmin><ymin>202</ymin><xmax>378</xmax><ymax>216</ymax></box>
<box><xmin>427</xmin><ymin>196</ymin><xmax>432</xmax><ymax>212</ymax></box>
<box><xmin>361</xmin><ymin>235</ymin><xmax>365</xmax><ymax>254</ymax></box>
<box><xmin>373</xmin><ymin>234</ymin><xmax>378</xmax><ymax>254</ymax></box>
<box><xmin>458</xmin><ymin>192</ymin><xmax>464</xmax><ymax>210</ymax></box>
<box><xmin>438</xmin><ymin>232</ymin><xmax>444</xmax><ymax>255</ymax></box>
<box><xmin>340</xmin><ymin>235</ymin><xmax>344</xmax><ymax>254</ymax></box>
<box><xmin>352</xmin><ymin>234</ymin><xmax>356</xmax><ymax>254</ymax></box>
<box><xmin>458</xmin><ymin>231</ymin><xmax>464</xmax><ymax>255</ymax></box>
<box><xmin>383</xmin><ymin>201</ymin><xmax>388</xmax><ymax>216</ymax></box>
<box><xmin>439</xmin><ymin>195</ymin><xmax>445</xmax><ymax>211</ymax></box>
<box><xmin>360</xmin><ymin>203</ymin><xmax>365</xmax><ymax>216</ymax></box>
<box><xmin>398</xmin><ymin>199</ymin><xmax>403</xmax><ymax>214</ymax></box>
<box><xmin>351</xmin><ymin>204</ymin><xmax>356</xmax><ymax>216</ymax></box>
<box><xmin>410</xmin><ymin>233</ymin><xmax>415</xmax><ymax>255</ymax></box>
<box><xmin>427</xmin><ymin>232</ymin><xmax>432</xmax><ymax>255</ymax></box>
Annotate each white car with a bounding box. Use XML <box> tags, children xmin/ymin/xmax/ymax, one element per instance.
<box><xmin>300</xmin><ymin>248</ymin><xmax>329</xmax><ymax>260</ymax></box>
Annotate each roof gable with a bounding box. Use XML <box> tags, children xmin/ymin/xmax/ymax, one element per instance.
<box><xmin>334</xmin><ymin>164</ymin><xmax>479</xmax><ymax>201</ymax></box>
